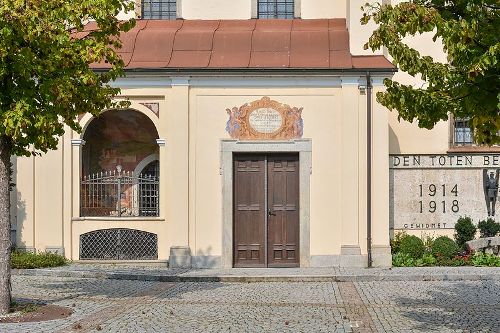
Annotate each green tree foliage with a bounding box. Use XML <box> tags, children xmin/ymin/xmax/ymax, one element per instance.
<box><xmin>399</xmin><ymin>235</ymin><xmax>425</xmax><ymax>259</ymax></box>
<box><xmin>431</xmin><ymin>236</ymin><xmax>459</xmax><ymax>259</ymax></box>
<box><xmin>0</xmin><ymin>0</ymin><xmax>135</xmax><ymax>155</ymax></box>
<box><xmin>0</xmin><ymin>0</ymin><xmax>135</xmax><ymax>315</ymax></box>
<box><xmin>477</xmin><ymin>218</ymin><xmax>500</xmax><ymax>237</ymax></box>
<box><xmin>454</xmin><ymin>216</ymin><xmax>477</xmax><ymax>249</ymax></box>
<box><xmin>362</xmin><ymin>1</ymin><xmax>500</xmax><ymax>144</ymax></box>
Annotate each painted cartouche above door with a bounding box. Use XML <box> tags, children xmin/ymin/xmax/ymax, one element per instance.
<box><xmin>226</xmin><ymin>97</ymin><xmax>304</xmax><ymax>140</ymax></box>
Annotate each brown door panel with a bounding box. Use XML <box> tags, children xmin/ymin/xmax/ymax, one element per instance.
<box><xmin>267</xmin><ymin>155</ymin><xmax>300</xmax><ymax>267</ymax></box>
<box><xmin>233</xmin><ymin>155</ymin><xmax>266</xmax><ymax>267</ymax></box>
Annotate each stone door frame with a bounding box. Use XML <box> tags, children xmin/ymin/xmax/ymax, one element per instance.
<box><xmin>220</xmin><ymin>139</ymin><xmax>312</xmax><ymax>268</ymax></box>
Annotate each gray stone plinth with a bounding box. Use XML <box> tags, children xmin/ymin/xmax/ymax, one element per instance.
<box><xmin>169</xmin><ymin>246</ymin><xmax>192</xmax><ymax>268</ymax></box>
<box><xmin>467</xmin><ymin>237</ymin><xmax>500</xmax><ymax>256</ymax></box>
<box><xmin>372</xmin><ymin>245</ymin><xmax>392</xmax><ymax>267</ymax></box>
<box><xmin>16</xmin><ymin>247</ymin><xmax>36</xmax><ymax>253</ymax></box>
<box><xmin>45</xmin><ymin>247</ymin><xmax>65</xmax><ymax>255</ymax></box>
<box><xmin>339</xmin><ymin>245</ymin><xmax>365</xmax><ymax>267</ymax></box>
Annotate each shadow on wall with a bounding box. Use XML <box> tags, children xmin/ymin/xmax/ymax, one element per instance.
<box><xmin>395</xmin><ymin>281</ymin><xmax>500</xmax><ymax>332</ymax></box>
<box><xmin>388</xmin><ymin>125</ymin><xmax>398</xmax><ymax>240</ymax></box>
<box><xmin>13</xmin><ymin>189</ymin><xmax>26</xmax><ymax>250</ymax></box>
<box><xmin>191</xmin><ymin>246</ymin><xmax>220</xmax><ymax>269</ymax></box>
<box><xmin>389</xmin><ymin>125</ymin><xmax>401</xmax><ymax>154</ymax></box>
<box><xmin>389</xmin><ymin>168</ymin><xmax>395</xmax><ymax>239</ymax></box>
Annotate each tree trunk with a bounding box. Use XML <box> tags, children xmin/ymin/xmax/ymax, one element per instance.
<box><xmin>0</xmin><ymin>136</ymin><xmax>12</xmax><ymax>315</ymax></box>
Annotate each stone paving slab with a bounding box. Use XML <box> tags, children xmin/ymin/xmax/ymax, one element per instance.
<box><xmin>12</xmin><ymin>264</ymin><xmax>500</xmax><ymax>283</ymax></box>
<box><xmin>3</xmin><ymin>275</ymin><xmax>500</xmax><ymax>332</ymax></box>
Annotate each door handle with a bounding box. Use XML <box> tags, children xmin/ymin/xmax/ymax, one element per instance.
<box><xmin>268</xmin><ymin>209</ymin><xmax>276</xmax><ymax>216</ymax></box>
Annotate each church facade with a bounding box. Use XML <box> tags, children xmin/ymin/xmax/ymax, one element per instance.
<box><xmin>10</xmin><ymin>0</ymin><xmax>498</xmax><ymax>268</ymax></box>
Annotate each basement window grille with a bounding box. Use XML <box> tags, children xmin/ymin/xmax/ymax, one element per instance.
<box><xmin>80</xmin><ymin>228</ymin><xmax>158</xmax><ymax>260</ymax></box>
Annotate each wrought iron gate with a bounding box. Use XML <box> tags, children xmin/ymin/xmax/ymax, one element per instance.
<box><xmin>80</xmin><ymin>228</ymin><xmax>158</xmax><ymax>260</ymax></box>
<box><xmin>81</xmin><ymin>165</ymin><xmax>159</xmax><ymax>217</ymax></box>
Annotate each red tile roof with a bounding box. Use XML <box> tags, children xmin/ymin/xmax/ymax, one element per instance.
<box><xmin>88</xmin><ymin>19</ymin><xmax>395</xmax><ymax>71</ymax></box>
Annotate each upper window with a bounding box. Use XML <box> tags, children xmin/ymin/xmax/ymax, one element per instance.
<box><xmin>451</xmin><ymin>118</ymin><xmax>500</xmax><ymax>149</ymax></box>
<box><xmin>453</xmin><ymin>118</ymin><xmax>473</xmax><ymax>146</ymax></box>
<box><xmin>141</xmin><ymin>0</ymin><xmax>177</xmax><ymax>20</ymax></box>
<box><xmin>258</xmin><ymin>0</ymin><xmax>295</xmax><ymax>19</ymax></box>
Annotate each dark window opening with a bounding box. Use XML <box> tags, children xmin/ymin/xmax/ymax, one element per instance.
<box><xmin>142</xmin><ymin>0</ymin><xmax>177</xmax><ymax>20</ymax></box>
<box><xmin>453</xmin><ymin>118</ymin><xmax>473</xmax><ymax>146</ymax></box>
<box><xmin>258</xmin><ymin>0</ymin><xmax>295</xmax><ymax>19</ymax></box>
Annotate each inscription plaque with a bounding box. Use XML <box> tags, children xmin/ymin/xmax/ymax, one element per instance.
<box><xmin>390</xmin><ymin>154</ymin><xmax>500</xmax><ymax>230</ymax></box>
<box><xmin>248</xmin><ymin>108</ymin><xmax>283</xmax><ymax>134</ymax></box>
<box><xmin>226</xmin><ymin>97</ymin><xmax>303</xmax><ymax>140</ymax></box>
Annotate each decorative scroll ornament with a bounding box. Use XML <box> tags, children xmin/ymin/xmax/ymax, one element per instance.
<box><xmin>225</xmin><ymin>97</ymin><xmax>303</xmax><ymax>140</ymax></box>
<box><xmin>139</xmin><ymin>102</ymin><xmax>160</xmax><ymax>117</ymax></box>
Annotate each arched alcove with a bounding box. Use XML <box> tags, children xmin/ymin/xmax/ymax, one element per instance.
<box><xmin>82</xmin><ymin>109</ymin><xmax>159</xmax><ymax>175</ymax></box>
<box><xmin>80</xmin><ymin>109</ymin><xmax>160</xmax><ymax>217</ymax></box>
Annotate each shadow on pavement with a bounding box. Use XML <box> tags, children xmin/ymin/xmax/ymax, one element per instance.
<box><xmin>394</xmin><ymin>281</ymin><xmax>500</xmax><ymax>332</ymax></box>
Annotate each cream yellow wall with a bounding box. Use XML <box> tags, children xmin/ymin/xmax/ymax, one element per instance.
<box><xmin>189</xmin><ymin>88</ymin><xmax>346</xmax><ymax>257</ymax></box>
<box><xmin>14</xmin><ymin>143</ymin><xmax>65</xmax><ymax>253</ymax></box>
<box><xmin>301</xmin><ymin>0</ymin><xmax>346</xmax><ymax>19</ymax></box>
<box><xmin>347</xmin><ymin>0</ymin><xmax>383</xmax><ymax>56</ymax></box>
<box><xmin>34</xmin><ymin>143</ymin><xmax>65</xmax><ymax>252</ymax></box>
<box><xmin>181</xmin><ymin>0</ymin><xmax>251</xmax><ymax>19</ymax></box>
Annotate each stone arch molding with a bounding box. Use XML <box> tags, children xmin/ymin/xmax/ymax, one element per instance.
<box><xmin>79</xmin><ymin>100</ymin><xmax>160</xmax><ymax>139</ymax></box>
<box><xmin>134</xmin><ymin>154</ymin><xmax>160</xmax><ymax>175</ymax></box>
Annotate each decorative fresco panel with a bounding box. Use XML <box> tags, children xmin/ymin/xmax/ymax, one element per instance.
<box><xmin>82</xmin><ymin>109</ymin><xmax>159</xmax><ymax>175</ymax></box>
<box><xmin>226</xmin><ymin>97</ymin><xmax>303</xmax><ymax>140</ymax></box>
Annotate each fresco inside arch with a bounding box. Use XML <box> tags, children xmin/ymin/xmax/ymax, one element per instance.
<box><xmin>82</xmin><ymin>109</ymin><xmax>159</xmax><ymax>176</ymax></box>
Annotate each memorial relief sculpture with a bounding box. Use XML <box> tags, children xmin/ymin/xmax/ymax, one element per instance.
<box><xmin>483</xmin><ymin>169</ymin><xmax>500</xmax><ymax>216</ymax></box>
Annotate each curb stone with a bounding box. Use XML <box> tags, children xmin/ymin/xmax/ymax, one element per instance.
<box><xmin>12</xmin><ymin>268</ymin><xmax>500</xmax><ymax>283</ymax></box>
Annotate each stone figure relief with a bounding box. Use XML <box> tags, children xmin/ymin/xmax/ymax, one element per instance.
<box><xmin>483</xmin><ymin>169</ymin><xmax>500</xmax><ymax>216</ymax></box>
<box><xmin>226</xmin><ymin>97</ymin><xmax>303</xmax><ymax>140</ymax></box>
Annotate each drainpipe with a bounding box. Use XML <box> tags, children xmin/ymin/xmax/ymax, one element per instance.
<box><xmin>366</xmin><ymin>71</ymin><xmax>373</xmax><ymax>268</ymax></box>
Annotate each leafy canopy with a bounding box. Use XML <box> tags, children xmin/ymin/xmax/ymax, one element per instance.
<box><xmin>362</xmin><ymin>1</ymin><xmax>500</xmax><ymax>144</ymax></box>
<box><xmin>0</xmin><ymin>0</ymin><xmax>135</xmax><ymax>156</ymax></box>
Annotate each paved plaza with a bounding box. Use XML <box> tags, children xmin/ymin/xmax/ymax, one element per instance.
<box><xmin>3</xmin><ymin>273</ymin><xmax>500</xmax><ymax>333</ymax></box>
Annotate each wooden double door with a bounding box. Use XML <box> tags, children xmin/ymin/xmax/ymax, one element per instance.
<box><xmin>233</xmin><ymin>153</ymin><xmax>300</xmax><ymax>268</ymax></box>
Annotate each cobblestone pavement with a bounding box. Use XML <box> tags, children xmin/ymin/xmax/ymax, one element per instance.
<box><xmin>3</xmin><ymin>275</ymin><xmax>500</xmax><ymax>333</ymax></box>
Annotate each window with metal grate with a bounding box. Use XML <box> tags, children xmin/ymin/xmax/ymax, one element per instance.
<box><xmin>453</xmin><ymin>118</ymin><xmax>473</xmax><ymax>146</ymax></box>
<box><xmin>141</xmin><ymin>0</ymin><xmax>177</xmax><ymax>20</ymax></box>
<box><xmin>258</xmin><ymin>0</ymin><xmax>295</xmax><ymax>19</ymax></box>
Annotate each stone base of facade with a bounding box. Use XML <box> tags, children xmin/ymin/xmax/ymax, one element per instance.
<box><xmin>16</xmin><ymin>246</ymin><xmax>36</xmax><ymax>253</ymax></box>
<box><xmin>310</xmin><ymin>255</ymin><xmax>365</xmax><ymax>268</ymax></box>
<box><xmin>192</xmin><ymin>256</ymin><xmax>222</xmax><ymax>268</ymax></box>
<box><xmin>45</xmin><ymin>247</ymin><xmax>65</xmax><ymax>255</ymax></box>
<box><xmin>169</xmin><ymin>246</ymin><xmax>192</xmax><ymax>268</ymax></box>
<box><xmin>372</xmin><ymin>245</ymin><xmax>392</xmax><ymax>267</ymax></box>
<box><xmin>309</xmin><ymin>245</ymin><xmax>391</xmax><ymax>268</ymax></box>
<box><xmin>339</xmin><ymin>245</ymin><xmax>365</xmax><ymax>267</ymax></box>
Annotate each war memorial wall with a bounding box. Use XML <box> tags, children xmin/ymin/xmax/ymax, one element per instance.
<box><xmin>390</xmin><ymin>154</ymin><xmax>500</xmax><ymax>230</ymax></box>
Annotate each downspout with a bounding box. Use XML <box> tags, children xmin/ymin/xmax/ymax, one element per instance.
<box><xmin>366</xmin><ymin>71</ymin><xmax>373</xmax><ymax>268</ymax></box>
